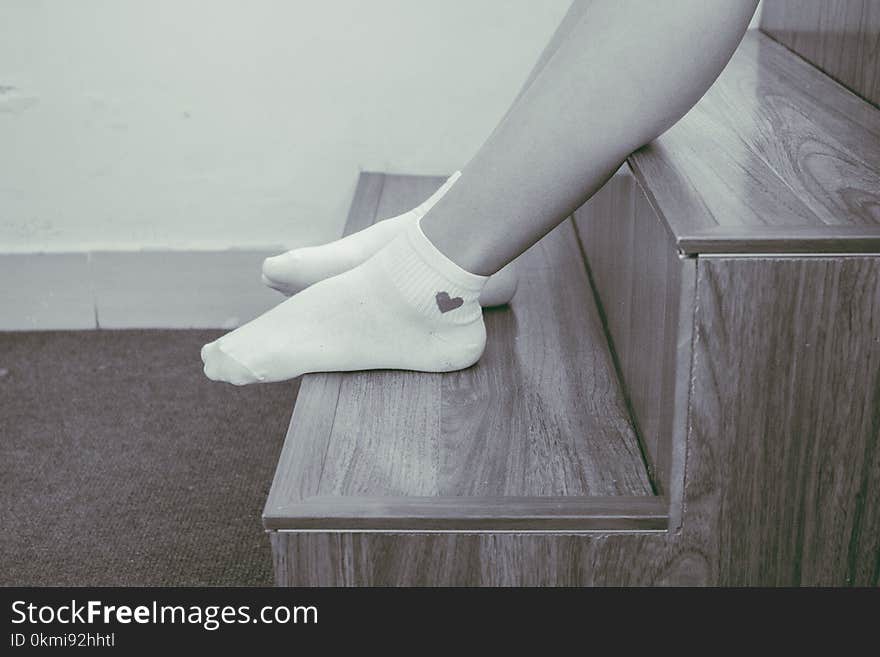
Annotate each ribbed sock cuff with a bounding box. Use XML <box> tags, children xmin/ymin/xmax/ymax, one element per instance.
<box><xmin>378</xmin><ymin>219</ymin><xmax>486</xmax><ymax>324</ymax></box>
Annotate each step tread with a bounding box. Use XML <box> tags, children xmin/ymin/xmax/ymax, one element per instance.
<box><xmin>629</xmin><ymin>30</ymin><xmax>880</xmax><ymax>254</ymax></box>
<box><xmin>264</xmin><ymin>173</ymin><xmax>655</xmax><ymax>530</ymax></box>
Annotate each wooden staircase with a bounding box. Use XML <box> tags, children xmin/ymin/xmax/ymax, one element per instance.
<box><xmin>263</xmin><ymin>6</ymin><xmax>880</xmax><ymax>585</ymax></box>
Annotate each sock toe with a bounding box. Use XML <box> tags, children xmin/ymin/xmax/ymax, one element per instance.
<box><xmin>201</xmin><ymin>342</ymin><xmax>223</xmax><ymax>380</ymax></box>
<box><xmin>201</xmin><ymin>340</ymin><xmax>263</xmax><ymax>385</ymax></box>
<box><xmin>261</xmin><ymin>253</ymin><xmax>301</xmax><ymax>292</ymax></box>
<box><xmin>261</xmin><ymin>271</ymin><xmax>293</xmax><ymax>296</ymax></box>
<box><xmin>262</xmin><ymin>252</ymin><xmax>291</xmax><ymax>278</ymax></box>
<box><xmin>215</xmin><ymin>343</ymin><xmax>263</xmax><ymax>385</ymax></box>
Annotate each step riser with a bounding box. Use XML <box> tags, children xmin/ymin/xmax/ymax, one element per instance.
<box><xmin>270</xmin><ymin>533</ymin><xmax>699</xmax><ymax>587</ymax></box>
<box><xmin>574</xmin><ymin>167</ymin><xmax>694</xmax><ymax>518</ymax></box>
<box><xmin>580</xmin><ymin>173</ymin><xmax>880</xmax><ymax>585</ymax></box>
<box><xmin>762</xmin><ymin>0</ymin><xmax>880</xmax><ymax>108</ymax></box>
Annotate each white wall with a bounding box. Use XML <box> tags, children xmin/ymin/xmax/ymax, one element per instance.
<box><xmin>0</xmin><ymin>0</ymin><xmax>569</xmax><ymax>254</ymax></box>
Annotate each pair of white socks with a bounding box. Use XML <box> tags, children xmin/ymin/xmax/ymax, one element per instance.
<box><xmin>202</xmin><ymin>174</ymin><xmax>517</xmax><ymax>385</ymax></box>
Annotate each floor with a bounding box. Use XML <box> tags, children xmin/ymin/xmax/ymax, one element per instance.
<box><xmin>0</xmin><ymin>330</ymin><xmax>299</xmax><ymax>586</ymax></box>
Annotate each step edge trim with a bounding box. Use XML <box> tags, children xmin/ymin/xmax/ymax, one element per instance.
<box><xmin>263</xmin><ymin>495</ymin><xmax>668</xmax><ymax>532</ymax></box>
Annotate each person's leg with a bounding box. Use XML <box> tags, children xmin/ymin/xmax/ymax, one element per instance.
<box><xmin>202</xmin><ymin>0</ymin><xmax>757</xmax><ymax>385</ymax></box>
<box><xmin>255</xmin><ymin>1</ymin><xmax>595</xmax><ymax>307</ymax></box>
<box><xmin>422</xmin><ymin>0</ymin><xmax>758</xmax><ymax>275</ymax></box>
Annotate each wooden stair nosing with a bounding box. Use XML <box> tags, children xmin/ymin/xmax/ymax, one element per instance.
<box><xmin>678</xmin><ymin>224</ymin><xmax>880</xmax><ymax>255</ymax></box>
<box><xmin>264</xmin><ymin>495</ymin><xmax>668</xmax><ymax>532</ymax></box>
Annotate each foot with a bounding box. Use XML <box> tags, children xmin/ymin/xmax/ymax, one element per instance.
<box><xmin>261</xmin><ymin>172</ymin><xmax>518</xmax><ymax>307</ymax></box>
<box><xmin>202</xmin><ymin>220</ymin><xmax>487</xmax><ymax>385</ymax></box>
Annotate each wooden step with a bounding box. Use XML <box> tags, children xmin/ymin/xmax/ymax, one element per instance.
<box><xmin>263</xmin><ymin>173</ymin><xmax>658</xmax><ymax>535</ymax></box>
<box><xmin>263</xmin><ymin>26</ymin><xmax>880</xmax><ymax>585</ymax></box>
<box><xmin>627</xmin><ymin>31</ymin><xmax>880</xmax><ymax>255</ymax></box>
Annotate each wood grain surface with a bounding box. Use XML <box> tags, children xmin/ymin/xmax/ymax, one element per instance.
<box><xmin>263</xmin><ymin>174</ymin><xmax>382</xmax><ymax>515</ymax></box>
<box><xmin>268</xmin><ymin>173</ymin><xmax>880</xmax><ymax>585</ymax></box>
<box><xmin>574</xmin><ymin>167</ymin><xmax>696</xmax><ymax>508</ymax></box>
<box><xmin>628</xmin><ymin>31</ymin><xmax>880</xmax><ymax>254</ymax></box>
<box><xmin>264</xmin><ymin>173</ymin><xmax>654</xmax><ymax>538</ymax></box>
<box><xmin>271</xmin><ymin>254</ymin><xmax>880</xmax><ymax>586</ymax></box>
<box><xmin>685</xmin><ymin>255</ymin><xmax>880</xmax><ymax>585</ymax></box>
<box><xmin>270</xmin><ymin>532</ymin><xmax>695</xmax><ymax>586</ymax></box>
<box><xmin>316</xmin><ymin>175</ymin><xmax>448</xmax><ymax>499</ymax></box>
<box><xmin>265</xmin><ymin>173</ymin><xmax>654</xmax><ymax>529</ymax></box>
<box><xmin>435</xmin><ymin>215</ymin><xmax>651</xmax><ymax>498</ymax></box>
<box><xmin>761</xmin><ymin>0</ymin><xmax>880</xmax><ymax>108</ymax></box>
<box><xmin>265</xmin><ymin>496</ymin><xmax>667</xmax><ymax>532</ymax></box>
<box><xmin>266</xmin><ymin>172</ymin><xmax>880</xmax><ymax>586</ymax></box>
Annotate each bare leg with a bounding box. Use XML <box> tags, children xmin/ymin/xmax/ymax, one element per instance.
<box><xmin>253</xmin><ymin>2</ymin><xmax>602</xmax><ymax>308</ymax></box>
<box><xmin>422</xmin><ymin>0</ymin><xmax>758</xmax><ymax>275</ymax></box>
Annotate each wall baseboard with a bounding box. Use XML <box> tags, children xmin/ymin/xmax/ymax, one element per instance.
<box><xmin>1</xmin><ymin>249</ymin><xmax>287</xmax><ymax>330</ymax></box>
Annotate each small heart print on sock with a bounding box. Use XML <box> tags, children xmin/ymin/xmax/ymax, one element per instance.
<box><xmin>435</xmin><ymin>291</ymin><xmax>464</xmax><ymax>313</ymax></box>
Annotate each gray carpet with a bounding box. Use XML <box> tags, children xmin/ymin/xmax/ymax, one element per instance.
<box><xmin>0</xmin><ymin>330</ymin><xmax>299</xmax><ymax>586</ymax></box>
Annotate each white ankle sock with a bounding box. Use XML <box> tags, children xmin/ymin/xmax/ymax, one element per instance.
<box><xmin>261</xmin><ymin>171</ymin><xmax>518</xmax><ymax>307</ymax></box>
<box><xmin>202</xmin><ymin>219</ymin><xmax>487</xmax><ymax>385</ymax></box>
